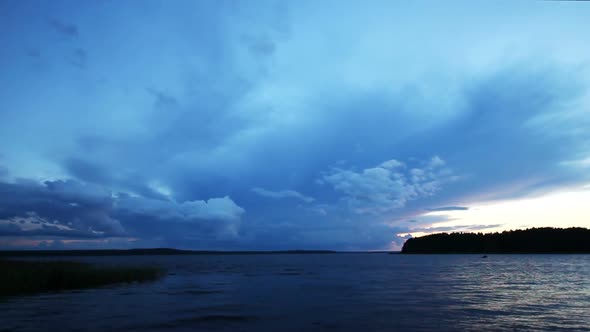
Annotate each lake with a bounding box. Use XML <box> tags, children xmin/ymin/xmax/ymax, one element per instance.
<box><xmin>1</xmin><ymin>254</ymin><xmax>589</xmax><ymax>331</ymax></box>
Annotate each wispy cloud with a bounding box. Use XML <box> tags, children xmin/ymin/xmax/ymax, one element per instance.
<box><xmin>426</xmin><ymin>206</ymin><xmax>469</xmax><ymax>212</ymax></box>
<box><xmin>67</xmin><ymin>48</ymin><xmax>87</xmax><ymax>69</ymax></box>
<box><xmin>48</xmin><ymin>18</ymin><xmax>78</xmax><ymax>38</ymax></box>
<box><xmin>252</xmin><ymin>187</ymin><xmax>315</xmax><ymax>203</ymax></box>
<box><xmin>405</xmin><ymin>224</ymin><xmax>505</xmax><ymax>235</ymax></box>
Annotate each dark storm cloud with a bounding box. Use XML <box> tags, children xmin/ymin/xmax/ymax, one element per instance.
<box><xmin>31</xmin><ymin>62</ymin><xmax>590</xmax><ymax>250</ymax></box>
<box><xmin>52</xmin><ymin>3</ymin><xmax>289</xmax><ymax>204</ymax></box>
<box><xmin>65</xmin><ymin>157</ymin><xmax>170</xmax><ymax>201</ymax></box>
<box><xmin>0</xmin><ymin>178</ymin><xmax>244</xmax><ymax>242</ymax></box>
<box><xmin>0</xmin><ymin>180</ymin><xmax>122</xmax><ymax>238</ymax></box>
<box><xmin>65</xmin><ymin>158</ymin><xmax>111</xmax><ymax>184</ymax></box>
<box><xmin>0</xmin><ymin>217</ymin><xmax>106</xmax><ymax>238</ymax></box>
<box><xmin>53</xmin><ymin>63</ymin><xmax>590</xmax><ymax>250</ymax></box>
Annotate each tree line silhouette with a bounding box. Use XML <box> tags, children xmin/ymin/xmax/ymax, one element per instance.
<box><xmin>401</xmin><ymin>227</ymin><xmax>590</xmax><ymax>253</ymax></box>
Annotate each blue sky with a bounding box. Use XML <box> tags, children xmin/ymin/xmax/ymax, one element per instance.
<box><xmin>1</xmin><ymin>0</ymin><xmax>590</xmax><ymax>250</ymax></box>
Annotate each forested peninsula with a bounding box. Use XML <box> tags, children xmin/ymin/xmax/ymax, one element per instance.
<box><xmin>401</xmin><ymin>227</ymin><xmax>590</xmax><ymax>254</ymax></box>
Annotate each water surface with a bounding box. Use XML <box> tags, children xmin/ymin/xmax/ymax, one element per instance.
<box><xmin>2</xmin><ymin>254</ymin><xmax>589</xmax><ymax>331</ymax></box>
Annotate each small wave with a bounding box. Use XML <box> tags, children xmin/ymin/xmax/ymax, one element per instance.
<box><xmin>184</xmin><ymin>289</ymin><xmax>224</xmax><ymax>295</ymax></box>
<box><xmin>189</xmin><ymin>315</ymin><xmax>257</xmax><ymax>322</ymax></box>
<box><xmin>162</xmin><ymin>289</ymin><xmax>224</xmax><ymax>295</ymax></box>
<box><xmin>151</xmin><ymin>315</ymin><xmax>257</xmax><ymax>329</ymax></box>
<box><xmin>276</xmin><ymin>272</ymin><xmax>303</xmax><ymax>276</ymax></box>
<box><xmin>275</xmin><ymin>268</ymin><xmax>305</xmax><ymax>276</ymax></box>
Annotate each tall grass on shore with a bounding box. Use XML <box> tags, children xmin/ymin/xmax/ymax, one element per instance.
<box><xmin>0</xmin><ymin>260</ymin><xmax>164</xmax><ymax>297</ymax></box>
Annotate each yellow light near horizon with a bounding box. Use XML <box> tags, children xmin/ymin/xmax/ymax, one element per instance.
<box><xmin>403</xmin><ymin>189</ymin><xmax>590</xmax><ymax>237</ymax></box>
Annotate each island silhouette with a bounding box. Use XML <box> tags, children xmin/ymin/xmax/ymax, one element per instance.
<box><xmin>401</xmin><ymin>227</ymin><xmax>590</xmax><ymax>254</ymax></box>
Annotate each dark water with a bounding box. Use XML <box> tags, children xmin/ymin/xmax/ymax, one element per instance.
<box><xmin>2</xmin><ymin>254</ymin><xmax>590</xmax><ymax>332</ymax></box>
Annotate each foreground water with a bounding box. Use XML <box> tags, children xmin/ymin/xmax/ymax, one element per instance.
<box><xmin>1</xmin><ymin>254</ymin><xmax>589</xmax><ymax>331</ymax></box>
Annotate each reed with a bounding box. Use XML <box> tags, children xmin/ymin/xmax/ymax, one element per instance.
<box><xmin>0</xmin><ymin>260</ymin><xmax>164</xmax><ymax>297</ymax></box>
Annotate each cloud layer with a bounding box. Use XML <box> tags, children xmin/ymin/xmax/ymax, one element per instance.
<box><xmin>1</xmin><ymin>1</ymin><xmax>590</xmax><ymax>249</ymax></box>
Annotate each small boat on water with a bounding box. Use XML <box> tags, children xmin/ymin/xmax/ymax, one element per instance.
<box><xmin>481</xmin><ymin>255</ymin><xmax>488</xmax><ymax>258</ymax></box>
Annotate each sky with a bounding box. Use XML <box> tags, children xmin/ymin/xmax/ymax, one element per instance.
<box><xmin>1</xmin><ymin>0</ymin><xmax>590</xmax><ymax>250</ymax></box>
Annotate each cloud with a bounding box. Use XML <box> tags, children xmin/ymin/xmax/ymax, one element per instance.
<box><xmin>252</xmin><ymin>187</ymin><xmax>314</xmax><ymax>203</ymax></box>
<box><xmin>116</xmin><ymin>194</ymin><xmax>244</xmax><ymax>223</ymax></box>
<box><xmin>0</xmin><ymin>178</ymin><xmax>245</xmax><ymax>241</ymax></box>
<box><xmin>0</xmin><ymin>165</ymin><xmax>7</xmax><ymax>180</ymax></box>
<box><xmin>560</xmin><ymin>157</ymin><xmax>590</xmax><ymax>169</ymax></box>
<box><xmin>146</xmin><ymin>88</ymin><xmax>178</xmax><ymax>109</ymax></box>
<box><xmin>67</xmin><ymin>48</ymin><xmax>87</xmax><ymax>69</ymax></box>
<box><xmin>115</xmin><ymin>194</ymin><xmax>245</xmax><ymax>241</ymax></box>
<box><xmin>0</xmin><ymin>180</ymin><xmax>123</xmax><ymax>238</ymax></box>
<box><xmin>64</xmin><ymin>157</ymin><xmax>170</xmax><ymax>201</ymax></box>
<box><xmin>48</xmin><ymin>18</ymin><xmax>78</xmax><ymax>38</ymax></box>
<box><xmin>25</xmin><ymin>48</ymin><xmax>41</xmax><ymax>58</ymax></box>
<box><xmin>0</xmin><ymin>212</ymin><xmax>107</xmax><ymax>238</ymax></box>
<box><xmin>405</xmin><ymin>224</ymin><xmax>505</xmax><ymax>235</ymax></box>
<box><xmin>321</xmin><ymin>156</ymin><xmax>456</xmax><ymax>214</ymax></box>
<box><xmin>426</xmin><ymin>206</ymin><xmax>470</xmax><ymax>212</ymax></box>
<box><xmin>242</xmin><ymin>34</ymin><xmax>276</xmax><ymax>56</ymax></box>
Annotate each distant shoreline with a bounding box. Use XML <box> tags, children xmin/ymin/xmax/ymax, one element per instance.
<box><xmin>401</xmin><ymin>227</ymin><xmax>590</xmax><ymax>254</ymax></box>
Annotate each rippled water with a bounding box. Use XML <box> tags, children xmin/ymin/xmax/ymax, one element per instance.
<box><xmin>2</xmin><ymin>254</ymin><xmax>590</xmax><ymax>331</ymax></box>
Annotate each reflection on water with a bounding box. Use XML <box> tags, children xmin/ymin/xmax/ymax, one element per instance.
<box><xmin>2</xmin><ymin>254</ymin><xmax>590</xmax><ymax>331</ymax></box>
